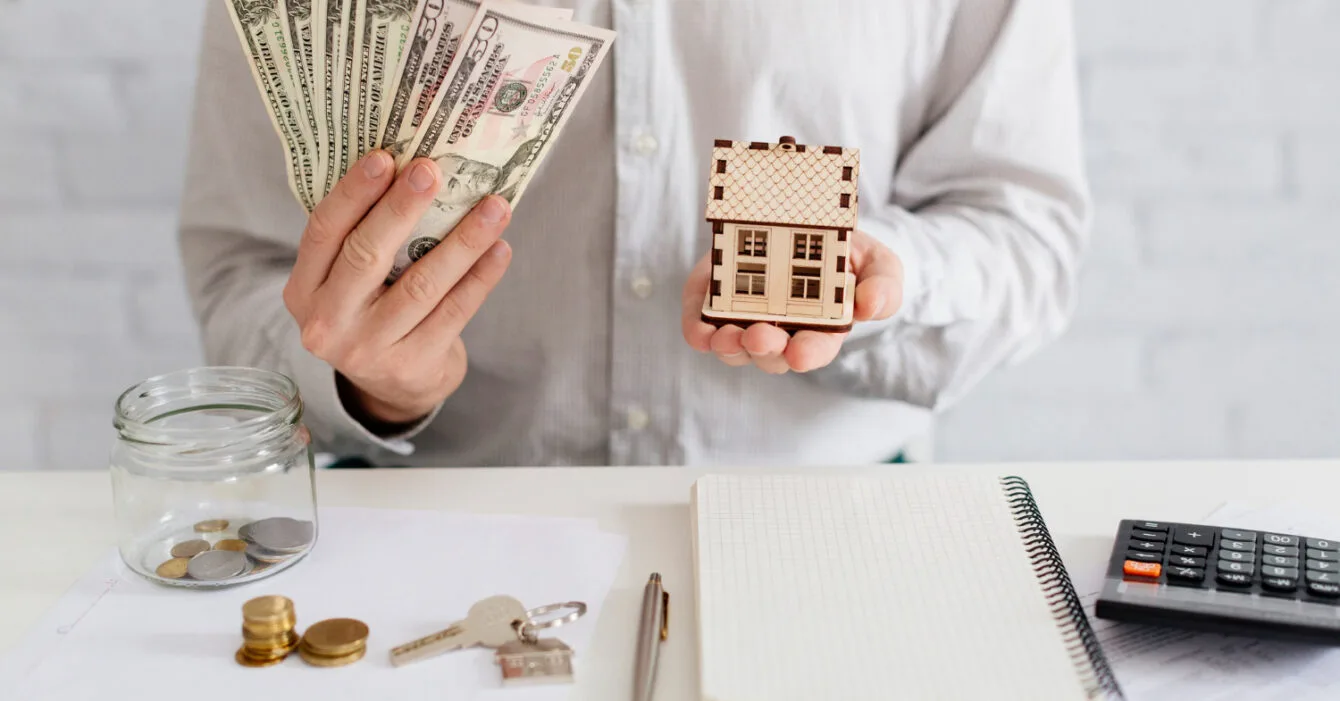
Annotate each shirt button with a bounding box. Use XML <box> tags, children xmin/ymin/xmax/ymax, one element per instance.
<box><xmin>633</xmin><ymin>132</ymin><xmax>658</xmax><ymax>155</ymax></box>
<box><xmin>631</xmin><ymin>274</ymin><xmax>653</xmax><ymax>298</ymax></box>
<box><xmin>626</xmin><ymin>406</ymin><xmax>650</xmax><ymax>431</ymax></box>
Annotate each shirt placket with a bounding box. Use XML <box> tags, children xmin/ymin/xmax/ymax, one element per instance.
<box><xmin>609</xmin><ymin>0</ymin><xmax>676</xmax><ymax>466</ymax></box>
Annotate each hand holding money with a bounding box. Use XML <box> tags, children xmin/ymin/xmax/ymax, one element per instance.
<box><xmin>223</xmin><ymin>0</ymin><xmax>615</xmax><ymax>281</ymax></box>
<box><xmin>282</xmin><ymin>150</ymin><xmax>514</xmax><ymax>426</ymax></box>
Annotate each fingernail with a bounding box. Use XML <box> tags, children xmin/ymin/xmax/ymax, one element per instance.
<box><xmin>361</xmin><ymin>151</ymin><xmax>389</xmax><ymax>179</ymax></box>
<box><xmin>478</xmin><ymin>195</ymin><xmax>507</xmax><ymax>224</ymax></box>
<box><xmin>489</xmin><ymin>240</ymin><xmax>511</xmax><ymax>258</ymax></box>
<box><xmin>408</xmin><ymin>162</ymin><xmax>437</xmax><ymax>192</ymax></box>
<box><xmin>871</xmin><ymin>297</ymin><xmax>884</xmax><ymax>317</ymax></box>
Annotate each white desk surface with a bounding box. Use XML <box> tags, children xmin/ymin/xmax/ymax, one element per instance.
<box><xmin>3</xmin><ymin>459</ymin><xmax>1336</xmax><ymax>699</ymax></box>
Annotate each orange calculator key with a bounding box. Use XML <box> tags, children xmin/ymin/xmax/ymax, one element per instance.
<box><xmin>1123</xmin><ymin>560</ymin><xmax>1162</xmax><ymax>578</ymax></box>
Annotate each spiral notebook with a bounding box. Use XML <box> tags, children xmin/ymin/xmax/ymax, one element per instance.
<box><xmin>689</xmin><ymin>473</ymin><xmax>1124</xmax><ymax>701</ymax></box>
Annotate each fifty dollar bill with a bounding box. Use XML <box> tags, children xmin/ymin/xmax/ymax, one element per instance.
<box><xmin>377</xmin><ymin>0</ymin><xmax>572</xmax><ymax>164</ymax></box>
<box><xmin>388</xmin><ymin>0</ymin><xmax>615</xmax><ymax>280</ymax></box>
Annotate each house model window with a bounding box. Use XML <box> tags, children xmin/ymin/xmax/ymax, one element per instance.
<box><xmin>738</xmin><ymin>229</ymin><xmax>768</xmax><ymax>257</ymax></box>
<box><xmin>700</xmin><ymin>135</ymin><xmax>859</xmax><ymax>332</ymax></box>
<box><xmin>736</xmin><ymin>263</ymin><xmax>766</xmax><ymax>296</ymax></box>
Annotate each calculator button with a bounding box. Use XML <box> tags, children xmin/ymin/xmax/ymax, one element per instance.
<box><xmin>1264</xmin><ymin>544</ymin><xmax>1300</xmax><ymax>557</ymax></box>
<box><xmin>1307</xmin><ymin>549</ymin><xmax>1339</xmax><ymax>562</ymax></box>
<box><xmin>1165</xmin><ymin>567</ymin><xmax>1204</xmax><ymax>585</ymax></box>
<box><xmin>1134</xmin><ymin>521</ymin><xmax>1168</xmax><ymax>532</ymax></box>
<box><xmin>1221</xmin><ymin>529</ymin><xmax>1257</xmax><ymax>542</ymax></box>
<box><xmin>1125</xmin><ymin>550</ymin><xmax>1162</xmax><ymax>563</ymax></box>
<box><xmin>1306</xmin><ymin>538</ymin><xmax>1339</xmax><ymax>552</ymax></box>
<box><xmin>1173</xmin><ymin>545</ymin><xmax>1209</xmax><ymax>557</ymax></box>
<box><xmin>1217</xmin><ymin>572</ymin><xmax>1253</xmax><ymax>587</ymax></box>
<box><xmin>1218</xmin><ymin>548</ymin><xmax>1254</xmax><ymax>562</ymax></box>
<box><xmin>1173</xmin><ymin>527</ymin><xmax>1215</xmax><ymax>547</ymax></box>
<box><xmin>1308</xmin><ymin>581</ymin><xmax>1340</xmax><ymax>598</ymax></box>
<box><xmin>1263</xmin><ymin>533</ymin><xmax>1300</xmax><ymax>547</ymax></box>
<box><xmin>1262</xmin><ymin>577</ymin><xmax>1298</xmax><ymax>592</ymax></box>
<box><xmin>1306</xmin><ymin>571</ymin><xmax>1339</xmax><ymax>584</ymax></box>
<box><xmin>1263</xmin><ymin>555</ymin><xmax>1300</xmax><ymax>567</ymax></box>
<box><xmin>1261</xmin><ymin>566</ymin><xmax>1299</xmax><ymax>579</ymax></box>
<box><xmin>1218</xmin><ymin>561</ymin><xmax>1254</xmax><ymax>576</ymax></box>
<box><xmin>1129</xmin><ymin>540</ymin><xmax>1164</xmax><ymax>552</ymax></box>
<box><xmin>1307</xmin><ymin>560</ymin><xmax>1339</xmax><ymax>572</ymax></box>
<box><xmin>1169</xmin><ymin>555</ymin><xmax>1206</xmax><ymax>568</ymax></box>
<box><xmin>1123</xmin><ymin>561</ymin><xmax>1162</xmax><ymax>578</ymax></box>
<box><xmin>1130</xmin><ymin>530</ymin><xmax>1167</xmax><ymax>542</ymax></box>
<box><xmin>1219</xmin><ymin>540</ymin><xmax>1253</xmax><ymax>552</ymax></box>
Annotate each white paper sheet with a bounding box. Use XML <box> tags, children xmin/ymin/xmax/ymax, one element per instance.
<box><xmin>0</xmin><ymin>507</ymin><xmax>627</xmax><ymax>701</ymax></box>
<box><xmin>1074</xmin><ymin>502</ymin><xmax>1340</xmax><ymax>700</ymax></box>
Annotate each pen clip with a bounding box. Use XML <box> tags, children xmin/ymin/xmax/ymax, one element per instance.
<box><xmin>660</xmin><ymin>590</ymin><xmax>670</xmax><ymax>641</ymax></box>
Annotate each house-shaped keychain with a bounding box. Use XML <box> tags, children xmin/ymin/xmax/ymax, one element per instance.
<box><xmin>700</xmin><ymin>135</ymin><xmax>859</xmax><ymax>333</ymax></box>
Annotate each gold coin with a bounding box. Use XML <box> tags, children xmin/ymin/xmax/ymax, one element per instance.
<box><xmin>300</xmin><ymin>618</ymin><xmax>369</xmax><ymax>657</ymax></box>
<box><xmin>242</xmin><ymin>628</ymin><xmax>299</xmax><ymax>652</ymax></box>
<box><xmin>155</xmin><ymin>558</ymin><xmax>190</xmax><ymax>579</ymax></box>
<box><xmin>298</xmin><ymin>643</ymin><xmax>366</xmax><ymax>668</ymax></box>
<box><xmin>242</xmin><ymin>616</ymin><xmax>296</xmax><ymax>637</ymax></box>
<box><xmin>194</xmin><ymin>519</ymin><xmax>230</xmax><ymax>533</ymax></box>
<box><xmin>214</xmin><ymin>539</ymin><xmax>248</xmax><ymax>552</ymax></box>
<box><xmin>242</xmin><ymin>595</ymin><xmax>294</xmax><ymax>622</ymax></box>
<box><xmin>235</xmin><ymin>647</ymin><xmax>287</xmax><ymax>667</ymax></box>
<box><xmin>169</xmin><ymin>539</ymin><xmax>211</xmax><ymax>558</ymax></box>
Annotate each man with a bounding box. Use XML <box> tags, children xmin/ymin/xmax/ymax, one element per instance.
<box><xmin>178</xmin><ymin>0</ymin><xmax>1089</xmax><ymax>467</ymax></box>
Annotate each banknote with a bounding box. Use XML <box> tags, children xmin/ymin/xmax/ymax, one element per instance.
<box><xmin>377</xmin><ymin>0</ymin><xmax>572</xmax><ymax>163</ymax></box>
<box><xmin>357</xmin><ymin>0</ymin><xmax>415</xmax><ymax>162</ymax></box>
<box><xmin>387</xmin><ymin>1</ymin><xmax>615</xmax><ymax>280</ymax></box>
<box><xmin>223</xmin><ymin>0</ymin><xmax>317</xmax><ymax>211</ymax></box>
<box><xmin>327</xmin><ymin>0</ymin><xmax>360</xmax><ymax>188</ymax></box>
<box><xmin>312</xmin><ymin>0</ymin><xmax>343</xmax><ymax>197</ymax></box>
<box><xmin>283</xmin><ymin>0</ymin><xmax>321</xmax><ymax>193</ymax></box>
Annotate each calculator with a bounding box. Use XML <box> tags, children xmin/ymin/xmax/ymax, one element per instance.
<box><xmin>1093</xmin><ymin>519</ymin><xmax>1340</xmax><ymax>644</ymax></box>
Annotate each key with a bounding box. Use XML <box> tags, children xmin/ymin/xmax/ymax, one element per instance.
<box><xmin>1173</xmin><ymin>527</ymin><xmax>1214</xmax><ymax>547</ymax></box>
<box><xmin>390</xmin><ymin>595</ymin><xmax>529</xmax><ymax>667</ymax></box>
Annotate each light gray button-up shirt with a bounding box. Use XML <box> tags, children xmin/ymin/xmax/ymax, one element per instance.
<box><xmin>178</xmin><ymin>0</ymin><xmax>1089</xmax><ymax>467</ymax></box>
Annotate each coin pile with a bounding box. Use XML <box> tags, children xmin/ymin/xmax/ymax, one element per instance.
<box><xmin>236</xmin><ymin>595</ymin><xmax>300</xmax><ymax>667</ymax></box>
<box><xmin>154</xmin><ymin>516</ymin><xmax>315</xmax><ymax>585</ymax></box>
<box><xmin>298</xmin><ymin>618</ymin><xmax>371</xmax><ymax>668</ymax></box>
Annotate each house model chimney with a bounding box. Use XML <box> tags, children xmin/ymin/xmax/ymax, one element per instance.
<box><xmin>778</xmin><ymin>135</ymin><xmax>796</xmax><ymax>151</ymax></box>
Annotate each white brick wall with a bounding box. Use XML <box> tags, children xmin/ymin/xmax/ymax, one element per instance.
<box><xmin>0</xmin><ymin>1</ymin><xmax>1337</xmax><ymax>468</ymax></box>
<box><xmin>0</xmin><ymin>0</ymin><xmax>208</xmax><ymax>471</ymax></box>
<box><xmin>937</xmin><ymin>1</ymin><xmax>1340</xmax><ymax>461</ymax></box>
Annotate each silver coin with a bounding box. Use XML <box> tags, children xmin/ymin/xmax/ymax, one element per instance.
<box><xmin>238</xmin><ymin>522</ymin><xmax>254</xmax><ymax>542</ymax></box>
<box><xmin>247</xmin><ymin>517</ymin><xmax>314</xmax><ymax>553</ymax></box>
<box><xmin>186</xmin><ymin>549</ymin><xmax>248</xmax><ymax>581</ymax></box>
<box><xmin>245</xmin><ymin>542</ymin><xmax>293</xmax><ymax>564</ymax></box>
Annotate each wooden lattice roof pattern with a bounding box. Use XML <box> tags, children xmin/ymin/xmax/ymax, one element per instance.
<box><xmin>704</xmin><ymin>136</ymin><xmax>860</xmax><ymax>229</ymax></box>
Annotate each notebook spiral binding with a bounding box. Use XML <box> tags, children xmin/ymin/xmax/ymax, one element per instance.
<box><xmin>1000</xmin><ymin>476</ymin><xmax>1126</xmax><ymax>700</ymax></box>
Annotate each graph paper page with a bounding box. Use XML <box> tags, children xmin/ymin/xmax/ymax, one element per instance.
<box><xmin>691</xmin><ymin>473</ymin><xmax>1090</xmax><ymax>701</ymax></box>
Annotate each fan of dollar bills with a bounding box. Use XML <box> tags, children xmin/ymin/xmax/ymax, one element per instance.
<box><xmin>223</xmin><ymin>0</ymin><xmax>615</xmax><ymax>279</ymax></box>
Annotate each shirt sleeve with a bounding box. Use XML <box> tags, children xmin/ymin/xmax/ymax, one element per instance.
<box><xmin>807</xmin><ymin>0</ymin><xmax>1091</xmax><ymax>413</ymax></box>
<box><xmin>176</xmin><ymin>0</ymin><xmax>439</xmax><ymax>460</ymax></box>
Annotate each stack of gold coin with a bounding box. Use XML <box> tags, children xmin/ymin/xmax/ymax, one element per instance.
<box><xmin>236</xmin><ymin>595</ymin><xmax>300</xmax><ymax>667</ymax></box>
<box><xmin>298</xmin><ymin>618</ymin><xmax>369</xmax><ymax>667</ymax></box>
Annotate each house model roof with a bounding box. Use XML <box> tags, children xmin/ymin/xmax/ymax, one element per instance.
<box><xmin>704</xmin><ymin>135</ymin><xmax>860</xmax><ymax>230</ymax></box>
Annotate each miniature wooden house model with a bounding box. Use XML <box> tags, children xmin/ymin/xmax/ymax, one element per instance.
<box><xmin>701</xmin><ymin>135</ymin><xmax>859</xmax><ymax>332</ymax></box>
<box><xmin>494</xmin><ymin>638</ymin><xmax>574</xmax><ymax>686</ymax></box>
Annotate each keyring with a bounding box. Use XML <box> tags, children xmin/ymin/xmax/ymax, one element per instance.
<box><xmin>516</xmin><ymin>601</ymin><xmax>587</xmax><ymax>642</ymax></box>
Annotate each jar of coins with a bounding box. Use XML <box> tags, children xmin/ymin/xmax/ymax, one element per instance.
<box><xmin>109</xmin><ymin>366</ymin><xmax>319</xmax><ymax>588</ymax></box>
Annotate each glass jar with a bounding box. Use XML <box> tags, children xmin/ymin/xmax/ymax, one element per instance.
<box><xmin>109</xmin><ymin>366</ymin><xmax>319</xmax><ymax>588</ymax></box>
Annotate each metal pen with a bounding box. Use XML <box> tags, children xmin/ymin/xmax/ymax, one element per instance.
<box><xmin>633</xmin><ymin>572</ymin><xmax>669</xmax><ymax>701</ymax></box>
